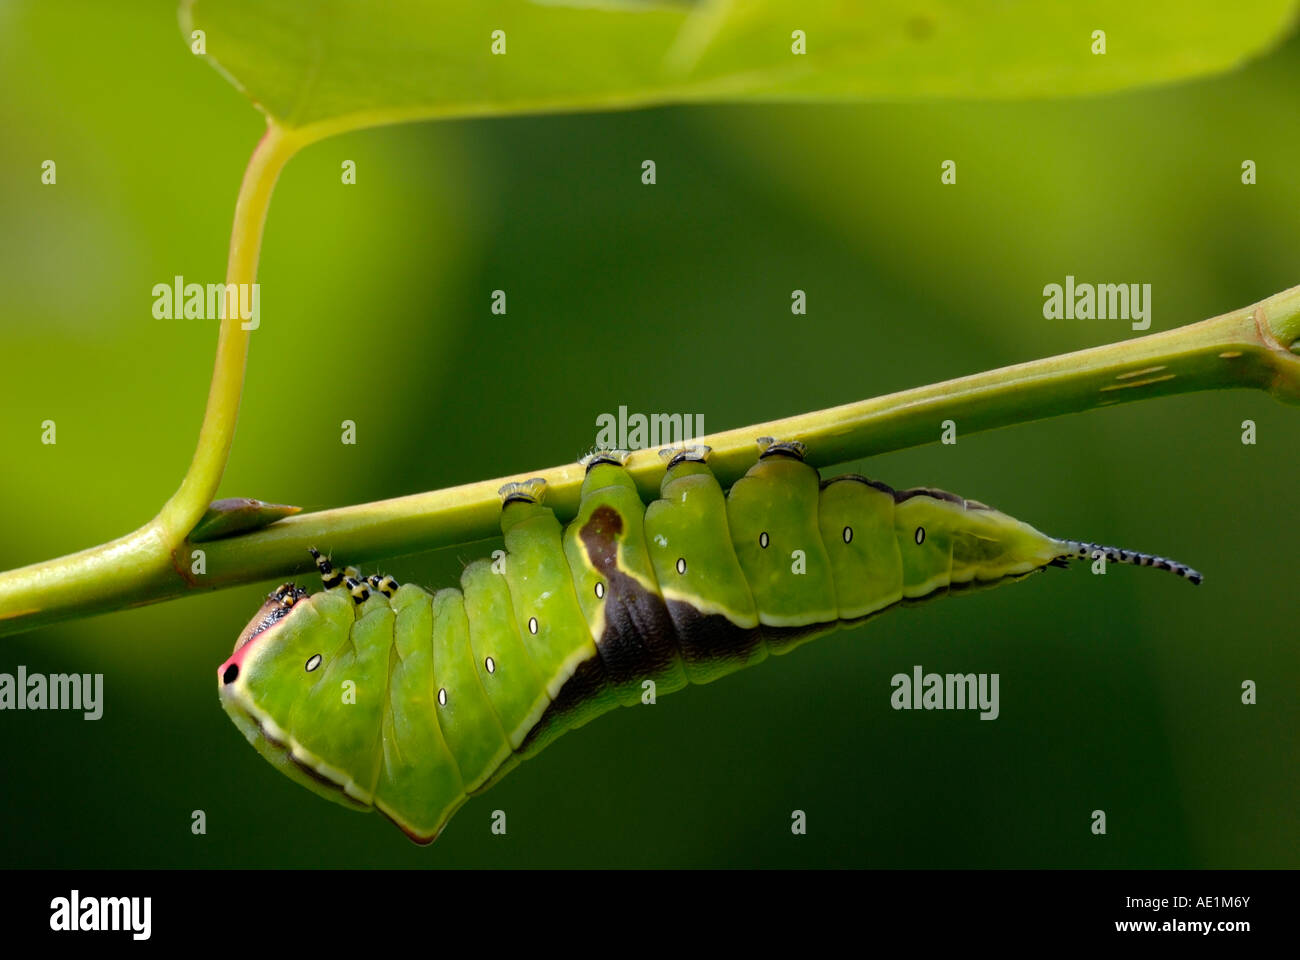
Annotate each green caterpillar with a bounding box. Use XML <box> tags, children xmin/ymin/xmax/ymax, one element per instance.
<box><xmin>217</xmin><ymin>441</ymin><xmax>1201</xmax><ymax>843</ymax></box>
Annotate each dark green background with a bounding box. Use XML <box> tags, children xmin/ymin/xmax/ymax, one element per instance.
<box><xmin>0</xmin><ymin>0</ymin><xmax>1295</xmax><ymax>868</ymax></box>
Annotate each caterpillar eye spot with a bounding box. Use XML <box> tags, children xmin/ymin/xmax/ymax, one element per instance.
<box><xmin>842</xmin><ymin>526</ymin><xmax>853</xmax><ymax>544</ymax></box>
<box><xmin>759</xmin><ymin>531</ymin><xmax>770</xmax><ymax>549</ymax></box>
<box><xmin>675</xmin><ymin>557</ymin><xmax>687</xmax><ymax>575</ymax></box>
<box><xmin>437</xmin><ymin>688</ymin><xmax>447</xmax><ymax>706</ymax></box>
<box><xmin>528</xmin><ymin>617</ymin><xmax>538</xmax><ymax>635</ymax></box>
<box><xmin>222</xmin><ymin>664</ymin><xmax>239</xmax><ymax>685</ymax></box>
<box><xmin>305</xmin><ymin>654</ymin><xmax>322</xmax><ymax>672</ymax></box>
<box><xmin>594</xmin><ymin>582</ymin><xmax>605</xmax><ymax>599</ymax></box>
<box><xmin>914</xmin><ymin>526</ymin><xmax>926</xmax><ymax>545</ymax></box>
<box><xmin>485</xmin><ymin>656</ymin><xmax>496</xmax><ymax>674</ymax></box>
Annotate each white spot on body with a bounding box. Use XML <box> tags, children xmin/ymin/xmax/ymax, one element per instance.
<box><xmin>437</xmin><ymin>688</ymin><xmax>448</xmax><ymax>706</ymax></box>
<box><xmin>594</xmin><ymin>582</ymin><xmax>605</xmax><ymax>599</ymax></box>
<box><xmin>528</xmin><ymin>617</ymin><xmax>538</xmax><ymax>635</ymax></box>
<box><xmin>485</xmin><ymin>657</ymin><xmax>496</xmax><ymax>674</ymax></box>
<box><xmin>675</xmin><ymin>557</ymin><xmax>687</xmax><ymax>575</ymax></box>
<box><xmin>305</xmin><ymin>654</ymin><xmax>322</xmax><ymax>672</ymax></box>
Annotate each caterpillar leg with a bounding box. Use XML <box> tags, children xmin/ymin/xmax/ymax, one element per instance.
<box><xmin>755</xmin><ymin>436</ymin><xmax>807</xmax><ymax>461</ymax></box>
<box><xmin>580</xmin><ymin>449</ymin><xmax>630</xmax><ymax>470</ymax></box>
<box><xmin>342</xmin><ymin>575</ymin><xmax>371</xmax><ymax>604</ymax></box>
<box><xmin>498</xmin><ymin>478</ymin><xmax>547</xmax><ymax>506</ymax></box>
<box><xmin>309</xmin><ymin>547</ymin><xmax>390</xmax><ymax>603</ymax></box>
<box><xmin>367</xmin><ymin>574</ymin><xmax>400</xmax><ymax>597</ymax></box>
<box><xmin>309</xmin><ymin>546</ymin><xmax>345</xmax><ymax>589</ymax></box>
<box><xmin>657</xmin><ymin>443</ymin><xmax>712</xmax><ymax>470</ymax></box>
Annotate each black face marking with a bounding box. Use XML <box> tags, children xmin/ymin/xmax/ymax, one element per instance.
<box><xmin>305</xmin><ymin>654</ymin><xmax>322</xmax><ymax>672</ymax></box>
<box><xmin>223</xmin><ymin>664</ymin><xmax>239</xmax><ymax>684</ymax></box>
<box><xmin>842</xmin><ymin>526</ymin><xmax>853</xmax><ymax>544</ymax></box>
<box><xmin>914</xmin><ymin>526</ymin><xmax>926</xmax><ymax>545</ymax></box>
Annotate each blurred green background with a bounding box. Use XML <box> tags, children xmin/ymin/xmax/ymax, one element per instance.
<box><xmin>0</xmin><ymin>0</ymin><xmax>1295</xmax><ymax>868</ymax></box>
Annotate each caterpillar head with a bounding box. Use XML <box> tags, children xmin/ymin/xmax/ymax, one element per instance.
<box><xmin>227</xmin><ymin>583</ymin><xmax>308</xmax><ymax>663</ymax></box>
<box><xmin>217</xmin><ymin>583</ymin><xmax>372</xmax><ymax>813</ymax></box>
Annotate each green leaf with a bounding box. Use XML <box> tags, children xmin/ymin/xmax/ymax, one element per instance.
<box><xmin>182</xmin><ymin>0</ymin><xmax>1300</xmax><ymax>138</ymax></box>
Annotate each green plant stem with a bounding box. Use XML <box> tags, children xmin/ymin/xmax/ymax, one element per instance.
<box><xmin>2</xmin><ymin>278</ymin><xmax>1297</xmax><ymax>637</ymax></box>
<box><xmin>159</xmin><ymin>126</ymin><xmax>303</xmax><ymax>534</ymax></box>
<box><xmin>0</xmin><ymin>124</ymin><xmax>303</xmax><ymax>633</ymax></box>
